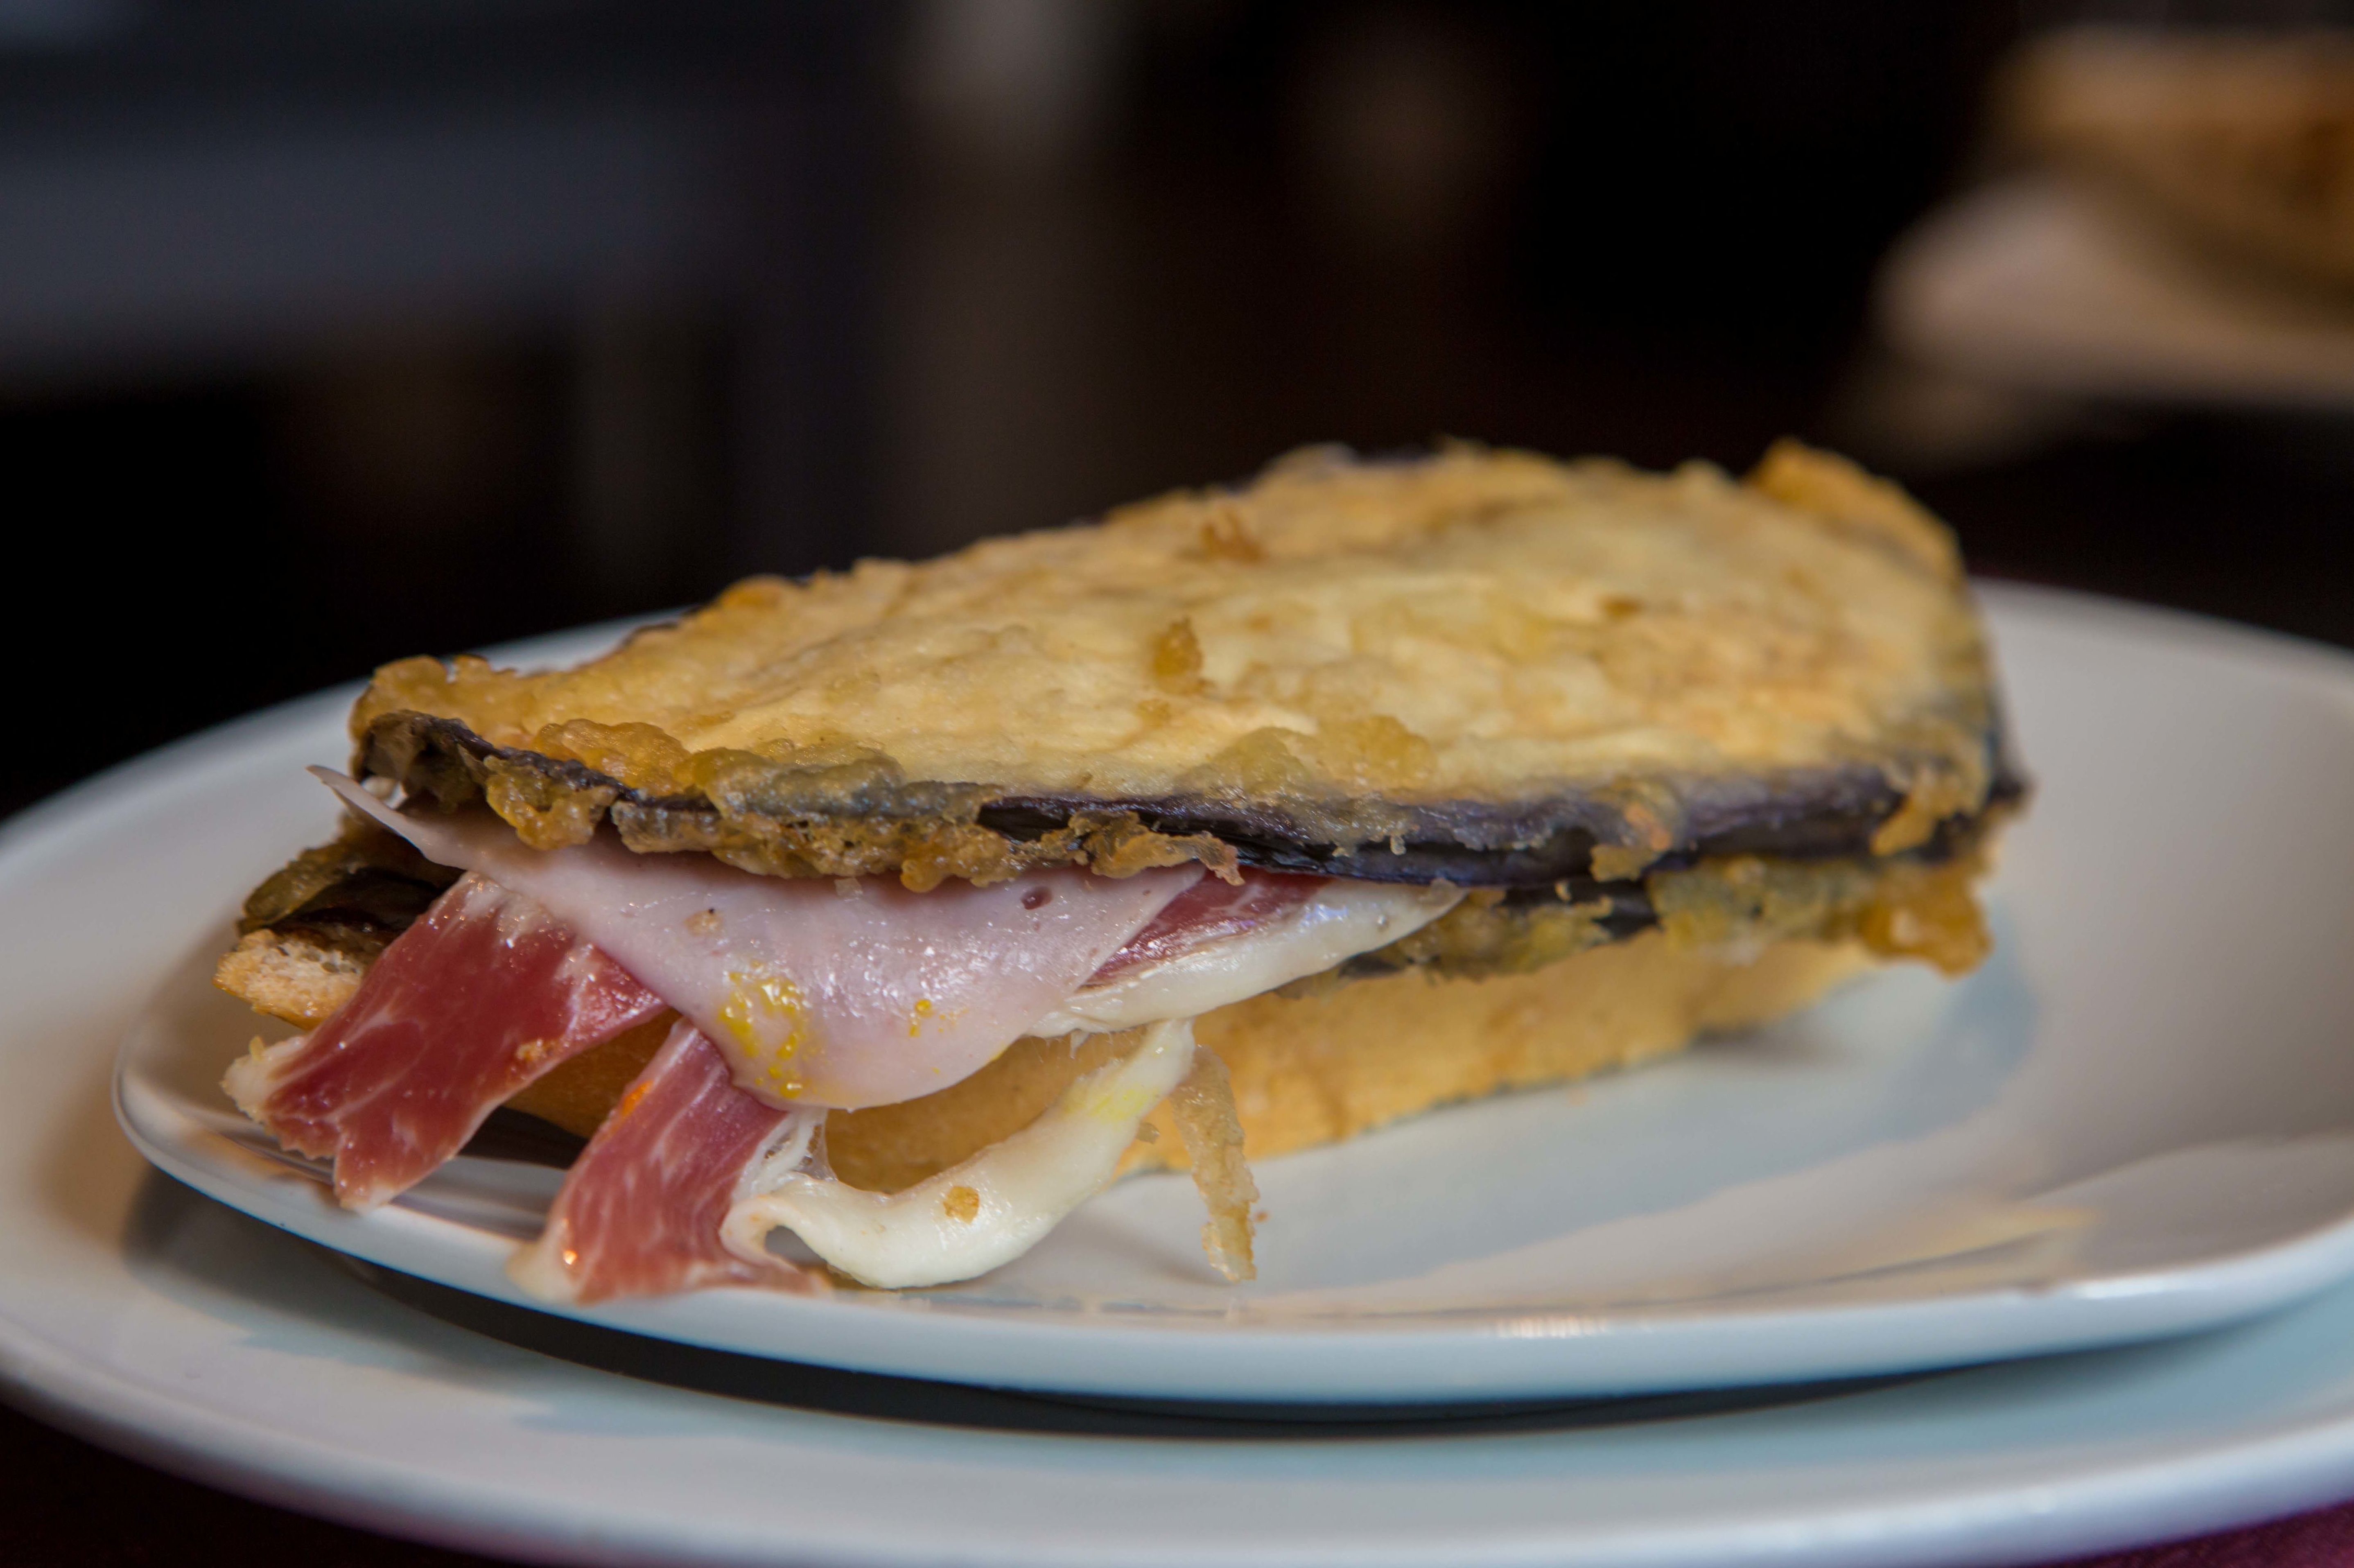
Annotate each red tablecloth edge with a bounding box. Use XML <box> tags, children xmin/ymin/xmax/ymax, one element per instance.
<box><xmin>2053</xmin><ymin>1495</ymin><xmax>2354</xmax><ymax>1567</ymax></box>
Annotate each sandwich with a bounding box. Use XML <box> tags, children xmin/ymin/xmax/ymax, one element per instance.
<box><xmin>215</xmin><ymin>441</ymin><xmax>2024</xmax><ymax>1302</ymax></box>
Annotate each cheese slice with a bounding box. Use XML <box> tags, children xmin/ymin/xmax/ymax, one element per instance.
<box><xmin>722</xmin><ymin>1019</ymin><xmax>1200</xmax><ymax>1288</ymax></box>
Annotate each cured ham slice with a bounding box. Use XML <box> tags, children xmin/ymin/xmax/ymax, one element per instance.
<box><xmin>1088</xmin><ymin>872</ymin><xmax>1326</xmax><ymax>982</ymax></box>
<box><xmin>321</xmin><ymin>772</ymin><xmax>1198</xmax><ymax>1109</ymax></box>
<box><xmin>223</xmin><ymin>872</ymin><xmax>668</xmax><ymax>1210</ymax></box>
<box><xmin>1036</xmin><ymin>873</ymin><xmax>1461</xmax><ymax>1035</ymax></box>
<box><xmin>509</xmin><ymin>1020</ymin><xmax>823</xmax><ymax>1303</ymax></box>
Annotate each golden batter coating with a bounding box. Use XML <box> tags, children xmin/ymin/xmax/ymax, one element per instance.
<box><xmin>351</xmin><ymin>443</ymin><xmax>2002</xmax><ymax>887</ymax></box>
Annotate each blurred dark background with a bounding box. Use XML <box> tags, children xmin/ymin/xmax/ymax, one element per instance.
<box><xmin>1</xmin><ymin>0</ymin><xmax>2348</xmax><ymax>821</ymax></box>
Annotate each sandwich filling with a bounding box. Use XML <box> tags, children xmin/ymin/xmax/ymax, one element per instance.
<box><xmin>228</xmin><ymin>770</ymin><xmax>1463</xmax><ymax>1295</ymax></box>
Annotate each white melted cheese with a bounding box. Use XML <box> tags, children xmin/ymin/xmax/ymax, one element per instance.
<box><xmin>723</xmin><ymin>1018</ymin><xmax>1198</xmax><ymax>1288</ymax></box>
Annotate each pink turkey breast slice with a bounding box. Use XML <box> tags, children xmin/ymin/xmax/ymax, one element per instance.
<box><xmin>222</xmin><ymin>872</ymin><xmax>669</xmax><ymax>1209</ymax></box>
<box><xmin>319</xmin><ymin>771</ymin><xmax>1202</xmax><ymax>1109</ymax></box>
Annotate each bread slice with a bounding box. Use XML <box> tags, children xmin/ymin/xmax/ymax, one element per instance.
<box><xmin>825</xmin><ymin>932</ymin><xmax>1871</xmax><ymax>1191</ymax></box>
<box><xmin>214</xmin><ymin>929</ymin><xmax>374</xmax><ymax>1030</ymax></box>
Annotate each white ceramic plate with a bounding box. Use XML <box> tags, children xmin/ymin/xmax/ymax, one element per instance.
<box><xmin>107</xmin><ymin>585</ymin><xmax>2354</xmax><ymax>1404</ymax></box>
<box><xmin>0</xmin><ymin>584</ymin><xmax>2347</xmax><ymax>1564</ymax></box>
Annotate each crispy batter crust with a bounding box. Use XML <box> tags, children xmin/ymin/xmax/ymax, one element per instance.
<box><xmin>350</xmin><ymin>443</ymin><xmax>2013</xmax><ymax>887</ymax></box>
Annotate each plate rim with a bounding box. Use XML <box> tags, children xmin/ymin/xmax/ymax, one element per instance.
<box><xmin>109</xmin><ymin>1044</ymin><xmax>2354</xmax><ymax>1402</ymax></box>
<box><xmin>14</xmin><ymin>1308</ymin><xmax>2354</xmax><ymax>1568</ymax></box>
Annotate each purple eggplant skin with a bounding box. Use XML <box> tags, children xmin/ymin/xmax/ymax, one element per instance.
<box><xmin>361</xmin><ymin>709</ymin><xmax>2023</xmax><ymax>890</ymax></box>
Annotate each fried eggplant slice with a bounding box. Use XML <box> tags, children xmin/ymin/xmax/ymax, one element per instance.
<box><xmin>344</xmin><ymin>442</ymin><xmax>2023</xmax><ymax>891</ymax></box>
